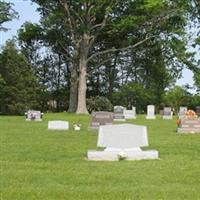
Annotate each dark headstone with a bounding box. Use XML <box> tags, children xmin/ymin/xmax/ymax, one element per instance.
<box><xmin>196</xmin><ymin>106</ymin><xmax>200</xmax><ymax>116</ymax></box>
<box><xmin>163</xmin><ymin>107</ymin><xmax>173</xmax><ymax>119</ymax></box>
<box><xmin>91</xmin><ymin>112</ymin><xmax>113</xmax><ymax>128</ymax></box>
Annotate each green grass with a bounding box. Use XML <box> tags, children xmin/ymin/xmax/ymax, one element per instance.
<box><xmin>0</xmin><ymin>113</ymin><xmax>200</xmax><ymax>200</ymax></box>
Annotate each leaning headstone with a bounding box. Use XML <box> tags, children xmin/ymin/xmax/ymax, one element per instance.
<box><xmin>163</xmin><ymin>107</ymin><xmax>173</xmax><ymax>119</ymax></box>
<box><xmin>123</xmin><ymin>107</ymin><xmax>136</xmax><ymax>119</ymax></box>
<box><xmin>177</xmin><ymin>118</ymin><xmax>200</xmax><ymax>134</ymax></box>
<box><xmin>25</xmin><ymin>110</ymin><xmax>43</xmax><ymax>121</ymax></box>
<box><xmin>113</xmin><ymin>106</ymin><xmax>126</xmax><ymax>121</ymax></box>
<box><xmin>196</xmin><ymin>106</ymin><xmax>200</xmax><ymax>117</ymax></box>
<box><xmin>146</xmin><ymin>105</ymin><xmax>156</xmax><ymax>119</ymax></box>
<box><xmin>91</xmin><ymin>112</ymin><xmax>113</xmax><ymax>128</ymax></box>
<box><xmin>48</xmin><ymin>121</ymin><xmax>69</xmax><ymax>130</ymax></box>
<box><xmin>87</xmin><ymin>124</ymin><xmax>159</xmax><ymax>161</ymax></box>
<box><xmin>178</xmin><ymin>107</ymin><xmax>187</xmax><ymax>119</ymax></box>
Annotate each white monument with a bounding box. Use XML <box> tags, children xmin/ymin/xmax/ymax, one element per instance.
<box><xmin>25</xmin><ymin>110</ymin><xmax>43</xmax><ymax>121</ymax></box>
<box><xmin>113</xmin><ymin>106</ymin><xmax>126</xmax><ymax>121</ymax></box>
<box><xmin>163</xmin><ymin>107</ymin><xmax>173</xmax><ymax>119</ymax></box>
<box><xmin>146</xmin><ymin>105</ymin><xmax>156</xmax><ymax>119</ymax></box>
<box><xmin>48</xmin><ymin>121</ymin><xmax>69</xmax><ymax>130</ymax></box>
<box><xmin>178</xmin><ymin>107</ymin><xmax>187</xmax><ymax>119</ymax></box>
<box><xmin>87</xmin><ymin>124</ymin><xmax>159</xmax><ymax>161</ymax></box>
<box><xmin>123</xmin><ymin>107</ymin><xmax>136</xmax><ymax>119</ymax></box>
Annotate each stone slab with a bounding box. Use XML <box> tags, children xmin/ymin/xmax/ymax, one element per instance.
<box><xmin>48</xmin><ymin>120</ymin><xmax>69</xmax><ymax>130</ymax></box>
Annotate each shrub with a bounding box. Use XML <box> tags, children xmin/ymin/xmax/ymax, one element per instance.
<box><xmin>87</xmin><ymin>96</ymin><xmax>113</xmax><ymax>113</ymax></box>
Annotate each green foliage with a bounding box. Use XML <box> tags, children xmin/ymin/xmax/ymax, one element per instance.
<box><xmin>163</xmin><ymin>86</ymin><xmax>191</xmax><ymax>113</ymax></box>
<box><xmin>0</xmin><ymin>40</ymin><xmax>39</xmax><ymax>115</ymax></box>
<box><xmin>87</xmin><ymin>96</ymin><xmax>113</xmax><ymax>113</ymax></box>
<box><xmin>0</xmin><ymin>1</ymin><xmax>18</xmax><ymax>31</ymax></box>
<box><xmin>112</xmin><ymin>83</ymin><xmax>151</xmax><ymax>112</ymax></box>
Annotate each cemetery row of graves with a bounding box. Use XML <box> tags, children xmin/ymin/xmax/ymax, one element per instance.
<box><xmin>25</xmin><ymin>105</ymin><xmax>200</xmax><ymax>162</ymax></box>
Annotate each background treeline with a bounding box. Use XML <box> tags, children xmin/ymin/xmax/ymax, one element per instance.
<box><xmin>0</xmin><ymin>0</ymin><xmax>200</xmax><ymax>115</ymax></box>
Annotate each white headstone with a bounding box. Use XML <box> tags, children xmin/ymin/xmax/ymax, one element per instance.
<box><xmin>146</xmin><ymin>105</ymin><xmax>156</xmax><ymax>119</ymax></box>
<box><xmin>48</xmin><ymin>121</ymin><xmax>69</xmax><ymax>130</ymax></box>
<box><xmin>163</xmin><ymin>107</ymin><xmax>173</xmax><ymax>119</ymax></box>
<box><xmin>178</xmin><ymin>107</ymin><xmax>187</xmax><ymax>119</ymax></box>
<box><xmin>87</xmin><ymin>124</ymin><xmax>159</xmax><ymax>161</ymax></box>
<box><xmin>114</xmin><ymin>106</ymin><xmax>126</xmax><ymax>121</ymax></box>
<box><xmin>123</xmin><ymin>107</ymin><xmax>136</xmax><ymax>119</ymax></box>
<box><xmin>25</xmin><ymin>110</ymin><xmax>43</xmax><ymax>121</ymax></box>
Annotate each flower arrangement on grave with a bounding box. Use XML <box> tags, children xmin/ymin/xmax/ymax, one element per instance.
<box><xmin>176</xmin><ymin>119</ymin><xmax>181</xmax><ymax>126</ymax></box>
<box><xmin>185</xmin><ymin>110</ymin><xmax>197</xmax><ymax>119</ymax></box>
<box><xmin>73</xmin><ymin>122</ymin><xmax>81</xmax><ymax>131</ymax></box>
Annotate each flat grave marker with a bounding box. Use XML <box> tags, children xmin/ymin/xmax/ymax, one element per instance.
<box><xmin>48</xmin><ymin>120</ymin><xmax>69</xmax><ymax>130</ymax></box>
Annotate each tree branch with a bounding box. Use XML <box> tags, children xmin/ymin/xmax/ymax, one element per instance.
<box><xmin>87</xmin><ymin>35</ymin><xmax>156</xmax><ymax>63</ymax></box>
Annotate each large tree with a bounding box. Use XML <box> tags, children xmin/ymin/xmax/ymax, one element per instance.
<box><xmin>29</xmin><ymin>0</ymin><xmax>193</xmax><ymax>114</ymax></box>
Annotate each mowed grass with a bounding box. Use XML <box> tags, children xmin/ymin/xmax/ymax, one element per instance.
<box><xmin>0</xmin><ymin>113</ymin><xmax>200</xmax><ymax>200</ymax></box>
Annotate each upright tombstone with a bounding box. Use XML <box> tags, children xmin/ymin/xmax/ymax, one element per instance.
<box><xmin>123</xmin><ymin>107</ymin><xmax>136</xmax><ymax>119</ymax></box>
<box><xmin>25</xmin><ymin>110</ymin><xmax>43</xmax><ymax>121</ymax></box>
<box><xmin>91</xmin><ymin>112</ymin><xmax>113</xmax><ymax>128</ymax></box>
<box><xmin>48</xmin><ymin>121</ymin><xmax>69</xmax><ymax>130</ymax></box>
<box><xmin>196</xmin><ymin>106</ymin><xmax>200</xmax><ymax>117</ymax></box>
<box><xmin>178</xmin><ymin>107</ymin><xmax>187</xmax><ymax>119</ymax></box>
<box><xmin>113</xmin><ymin>106</ymin><xmax>126</xmax><ymax>121</ymax></box>
<box><xmin>146</xmin><ymin>105</ymin><xmax>156</xmax><ymax>119</ymax></box>
<box><xmin>163</xmin><ymin>107</ymin><xmax>173</xmax><ymax>120</ymax></box>
<box><xmin>87</xmin><ymin>124</ymin><xmax>159</xmax><ymax>161</ymax></box>
<box><xmin>177</xmin><ymin>118</ymin><xmax>200</xmax><ymax>134</ymax></box>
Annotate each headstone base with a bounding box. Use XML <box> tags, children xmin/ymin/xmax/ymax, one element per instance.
<box><xmin>26</xmin><ymin>118</ymin><xmax>42</xmax><ymax>122</ymax></box>
<box><xmin>163</xmin><ymin>116</ymin><xmax>173</xmax><ymax>120</ymax></box>
<box><xmin>146</xmin><ymin>116</ymin><xmax>156</xmax><ymax>119</ymax></box>
<box><xmin>113</xmin><ymin>118</ymin><xmax>126</xmax><ymax>122</ymax></box>
<box><xmin>87</xmin><ymin>149</ymin><xmax>158</xmax><ymax>161</ymax></box>
<box><xmin>177</xmin><ymin>128</ymin><xmax>200</xmax><ymax>134</ymax></box>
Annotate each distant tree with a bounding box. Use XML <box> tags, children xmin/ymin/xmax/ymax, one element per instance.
<box><xmin>0</xmin><ymin>40</ymin><xmax>39</xmax><ymax>115</ymax></box>
<box><xmin>163</xmin><ymin>86</ymin><xmax>191</xmax><ymax>114</ymax></box>
<box><xmin>0</xmin><ymin>1</ymin><xmax>18</xmax><ymax>31</ymax></box>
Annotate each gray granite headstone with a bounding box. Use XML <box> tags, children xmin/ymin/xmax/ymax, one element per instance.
<box><xmin>91</xmin><ymin>111</ymin><xmax>113</xmax><ymax>128</ymax></box>
<box><xmin>196</xmin><ymin>106</ymin><xmax>200</xmax><ymax>117</ymax></box>
<box><xmin>163</xmin><ymin>107</ymin><xmax>173</xmax><ymax>119</ymax></box>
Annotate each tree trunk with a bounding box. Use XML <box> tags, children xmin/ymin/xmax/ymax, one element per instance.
<box><xmin>68</xmin><ymin>66</ymin><xmax>78</xmax><ymax>112</ymax></box>
<box><xmin>76</xmin><ymin>56</ymin><xmax>88</xmax><ymax>114</ymax></box>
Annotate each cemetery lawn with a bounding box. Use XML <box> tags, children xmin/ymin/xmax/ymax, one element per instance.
<box><xmin>0</xmin><ymin>113</ymin><xmax>200</xmax><ymax>200</ymax></box>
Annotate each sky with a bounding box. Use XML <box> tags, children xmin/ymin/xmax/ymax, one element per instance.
<box><xmin>0</xmin><ymin>0</ymin><xmax>196</xmax><ymax>93</ymax></box>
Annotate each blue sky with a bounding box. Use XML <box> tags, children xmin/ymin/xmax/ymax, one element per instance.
<box><xmin>0</xmin><ymin>0</ymin><xmax>196</xmax><ymax>92</ymax></box>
